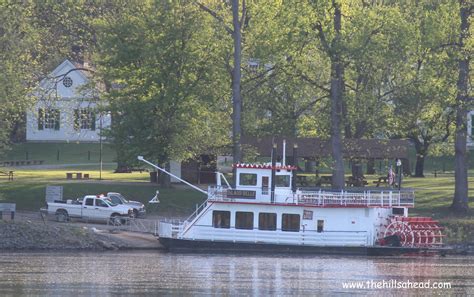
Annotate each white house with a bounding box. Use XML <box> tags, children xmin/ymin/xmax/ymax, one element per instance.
<box><xmin>26</xmin><ymin>59</ymin><xmax>111</xmax><ymax>142</ymax></box>
<box><xmin>25</xmin><ymin>59</ymin><xmax>187</xmax><ymax>182</ymax></box>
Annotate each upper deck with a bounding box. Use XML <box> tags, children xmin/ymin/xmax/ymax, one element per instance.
<box><xmin>208</xmin><ymin>186</ymin><xmax>415</xmax><ymax>208</ymax></box>
<box><xmin>212</xmin><ymin>163</ymin><xmax>414</xmax><ymax>208</ymax></box>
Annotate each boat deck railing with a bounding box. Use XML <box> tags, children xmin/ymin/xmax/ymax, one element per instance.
<box><xmin>207</xmin><ymin>186</ymin><xmax>415</xmax><ymax>207</ymax></box>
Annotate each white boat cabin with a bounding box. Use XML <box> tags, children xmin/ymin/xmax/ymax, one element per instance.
<box><xmin>215</xmin><ymin>163</ymin><xmax>296</xmax><ymax>203</ymax></box>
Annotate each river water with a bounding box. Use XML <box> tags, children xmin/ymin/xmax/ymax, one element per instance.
<box><xmin>0</xmin><ymin>251</ymin><xmax>472</xmax><ymax>296</ymax></box>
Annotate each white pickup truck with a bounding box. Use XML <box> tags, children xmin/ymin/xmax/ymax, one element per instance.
<box><xmin>46</xmin><ymin>195</ymin><xmax>133</xmax><ymax>224</ymax></box>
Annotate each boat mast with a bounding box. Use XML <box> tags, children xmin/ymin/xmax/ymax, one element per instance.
<box><xmin>271</xmin><ymin>143</ymin><xmax>277</xmax><ymax>203</ymax></box>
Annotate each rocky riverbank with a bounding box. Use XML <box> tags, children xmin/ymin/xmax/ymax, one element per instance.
<box><xmin>0</xmin><ymin>220</ymin><xmax>161</xmax><ymax>251</ymax></box>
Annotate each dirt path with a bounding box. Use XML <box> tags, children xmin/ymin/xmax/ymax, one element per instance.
<box><xmin>96</xmin><ymin>230</ymin><xmax>163</xmax><ymax>249</ymax></box>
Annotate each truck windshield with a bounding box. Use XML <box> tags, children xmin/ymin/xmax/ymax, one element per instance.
<box><xmin>105</xmin><ymin>198</ymin><xmax>118</xmax><ymax>207</ymax></box>
<box><xmin>117</xmin><ymin>193</ymin><xmax>129</xmax><ymax>203</ymax></box>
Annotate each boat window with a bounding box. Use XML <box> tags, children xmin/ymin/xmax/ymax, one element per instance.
<box><xmin>258</xmin><ymin>213</ymin><xmax>276</xmax><ymax>231</ymax></box>
<box><xmin>275</xmin><ymin>175</ymin><xmax>290</xmax><ymax>187</ymax></box>
<box><xmin>212</xmin><ymin>211</ymin><xmax>230</xmax><ymax>229</ymax></box>
<box><xmin>236</xmin><ymin>212</ymin><xmax>253</xmax><ymax>230</ymax></box>
<box><xmin>392</xmin><ymin>208</ymin><xmax>404</xmax><ymax>215</ymax></box>
<box><xmin>85</xmin><ymin>198</ymin><xmax>94</xmax><ymax>206</ymax></box>
<box><xmin>317</xmin><ymin>220</ymin><xmax>324</xmax><ymax>233</ymax></box>
<box><xmin>282</xmin><ymin>214</ymin><xmax>300</xmax><ymax>232</ymax></box>
<box><xmin>239</xmin><ymin>173</ymin><xmax>257</xmax><ymax>186</ymax></box>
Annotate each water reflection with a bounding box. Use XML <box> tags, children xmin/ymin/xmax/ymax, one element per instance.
<box><xmin>0</xmin><ymin>252</ymin><xmax>472</xmax><ymax>296</ymax></box>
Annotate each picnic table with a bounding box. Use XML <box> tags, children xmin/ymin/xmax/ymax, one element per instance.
<box><xmin>0</xmin><ymin>171</ymin><xmax>14</xmax><ymax>181</ymax></box>
<box><xmin>373</xmin><ymin>176</ymin><xmax>389</xmax><ymax>187</ymax></box>
<box><xmin>316</xmin><ymin>175</ymin><xmax>332</xmax><ymax>187</ymax></box>
<box><xmin>346</xmin><ymin>176</ymin><xmax>368</xmax><ymax>187</ymax></box>
<box><xmin>66</xmin><ymin>172</ymin><xmax>90</xmax><ymax>179</ymax></box>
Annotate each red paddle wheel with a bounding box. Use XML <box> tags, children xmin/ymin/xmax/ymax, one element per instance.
<box><xmin>379</xmin><ymin>216</ymin><xmax>444</xmax><ymax>248</ymax></box>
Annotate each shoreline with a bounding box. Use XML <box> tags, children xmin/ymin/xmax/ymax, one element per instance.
<box><xmin>1</xmin><ymin>220</ymin><xmax>473</xmax><ymax>255</ymax></box>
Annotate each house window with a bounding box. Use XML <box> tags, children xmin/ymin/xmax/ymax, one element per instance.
<box><xmin>63</xmin><ymin>76</ymin><xmax>73</xmax><ymax>88</ymax></box>
<box><xmin>235</xmin><ymin>212</ymin><xmax>253</xmax><ymax>230</ymax></box>
<box><xmin>38</xmin><ymin>108</ymin><xmax>60</xmax><ymax>130</ymax></box>
<box><xmin>74</xmin><ymin>109</ymin><xmax>96</xmax><ymax>130</ymax></box>
<box><xmin>212</xmin><ymin>211</ymin><xmax>230</xmax><ymax>229</ymax></box>
<box><xmin>317</xmin><ymin>220</ymin><xmax>324</xmax><ymax>233</ymax></box>
<box><xmin>282</xmin><ymin>214</ymin><xmax>300</xmax><ymax>232</ymax></box>
<box><xmin>239</xmin><ymin>173</ymin><xmax>257</xmax><ymax>186</ymax></box>
<box><xmin>258</xmin><ymin>213</ymin><xmax>276</xmax><ymax>231</ymax></box>
<box><xmin>275</xmin><ymin>175</ymin><xmax>290</xmax><ymax>187</ymax></box>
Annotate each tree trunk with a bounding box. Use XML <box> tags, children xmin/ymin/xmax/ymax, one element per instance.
<box><xmin>351</xmin><ymin>161</ymin><xmax>363</xmax><ymax>178</ymax></box>
<box><xmin>330</xmin><ymin>1</ymin><xmax>345</xmax><ymax>189</ymax></box>
<box><xmin>159</xmin><ymin>162</ymin><xmax>171</xmax><ymax>188</ymax></box>
<box><xmin>414</xmin><ymin>154</ymin><xmax>425</xmax><ymax>178</ymax></box>
<box><xmin>451</xmin><ymin>0</ymin><xmax>470</xmax><ymax>213</ymax></box>
<box><xmin>231</xmin><ymin>0</ymin><xmax>242</xmax><ymax>186</ymax></box>
<box><xmin>231</xmin><ymin>0</ymin><xmax>242</xmax><ymax>165</ymax></box>
<box><xmin>412</xmin><ymin>137</ymin><xmax>428</xmax><ymax>178</ymax></box>
<box><xmin>366</xmin><ymin>158</ymin><xmax>375</xmax><ymax>175</ymax></box>
<box><xmin>402</xmin><ymin>158</ymin><xmax>411</xmax><ymax>176</ymax></box>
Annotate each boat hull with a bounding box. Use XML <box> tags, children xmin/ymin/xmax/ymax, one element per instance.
<box><xmin>159</xmin><ymin>237</ymin><xmax>448</xmax><ymax>256</ymax></box>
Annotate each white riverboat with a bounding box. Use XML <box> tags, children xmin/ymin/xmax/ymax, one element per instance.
<box><xmin>138</xmin><ymin>148</ymin><xmax>446</xmax><ymax>256</ymax></box>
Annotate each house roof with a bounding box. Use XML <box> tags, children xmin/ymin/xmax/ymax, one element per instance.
<box><xmin>241</xmin><ymin>136</ymin><xmax>411</xmax><ymax>159</ymax></box>
<box><xmin>39</xmin><ymin>59</ymin><xmax>90</xmax><ymax>88</ymax></box>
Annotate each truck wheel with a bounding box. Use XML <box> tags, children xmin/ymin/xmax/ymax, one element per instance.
<box><xmin>110</xmin><ymin>214</ymin><xmax>121</xmax><ymax>226</ymax></box>
<box><xmin>56</xmin><ymin>210</ymin><xmax>69</xmax><ymax>222</ymax></box>
<box><xmin>132</xmin><ymin>209</ymin><xmax>139</xmax><ymax>218</ymax></box>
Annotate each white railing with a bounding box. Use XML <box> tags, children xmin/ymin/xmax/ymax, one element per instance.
<box><xmin>207</xmin><ymin>186</ymin><xmax>415</xmax><ymax>207</ymax></box>
<box><xmin>158</xmin><ymin>220</ymin><xmax>184</xmax><ymax>238</ymax></box>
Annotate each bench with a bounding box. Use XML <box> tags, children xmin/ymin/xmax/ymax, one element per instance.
<box><xmin>1</xmin><ymin>160</ymin><xmax>44</xmax><ymax>167</ymax></box>
<box><xmin>66</xmin><ymin>172</ymin><xmax>90</xmax><ymax>179</ymax></box>
<box><xmin>346</xmin><ymin>176</ymin><xmax>368</xmax><ymax>187</ymax></box>
<box><xmin>0</xmin><ymin>171</ymin><xmax>14</xmax><ymax>181</ymax></box>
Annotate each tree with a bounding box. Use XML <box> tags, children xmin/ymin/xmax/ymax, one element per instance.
<box><xmin>94</xmin><ymin>2</ymin><xmax>229</xmax><ymax>183</ymax></box>
<box><xmin>452</xmin><ymin>0</ymin><xmax>472</xmax><ymax>213</ymax></box>
<box><xmin>0</xmin><ymin>3</ymin><xmax>39</xmax><ymax>155</ymax></box>
<box><xmin>195</xmin><ymin>0</ymin><xmax>246</xmax><ymax>166</ymax></box>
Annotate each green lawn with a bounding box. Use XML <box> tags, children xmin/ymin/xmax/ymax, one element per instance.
<box><xmin>1</xmin><ymin>142</ymin><xmax>116</xmax><ymax>164</ymax></box>
<box><xmin>0</xmin><ymin>180</ymin><xmax>206</xmax><ymax>217</ymax></box>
